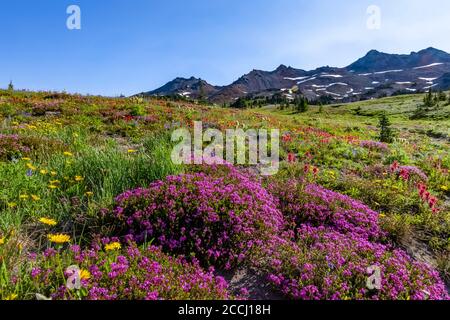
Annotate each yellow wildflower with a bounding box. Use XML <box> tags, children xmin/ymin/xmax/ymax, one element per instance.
<box><xmin>7</xmin><ymin>202</ymin><xmax>17</xmax><ymax>208</ymax></box>
<box><xmin>79</xmin><ymin>269</ymin><xmax>91</xmax><ymax>280</ymax></box>
<box><xmin>63</xmin><ymin>152</ymin><xmax>73</xmax><ymax>157</ymax></box>
<box><xmin>31</xmin><ymin>195</ymin><xmax>41</xmax><ymax>201</ymax></box>
<box><xmin>40</xmin><ymin>169</ymin><xmax>48</xmax><ymax>175</ymax></box>
<box><xmin>19</xmin><ymin>194</ymin><xmax>29</xmax><ymax>200</ymax></box>
<box><xmin>441</xmin><ymin>186</ymin><xmax>449</xmax><ymax>191</ymax></box>
<box><xmin>50</xmin><ymin>171</ymin><xmax>57</xmax><ymax>176</ymax></box>
<box><xmin>47</xmin><ymin>234</ymin><xmax>71</xmax><ymax>244</ymax></box>
<box><xmin>48</xmin><ymin>185</ymin><xmax>58</xmax><ymax>189</ymax></box>
<box><xmin>5</xmin><ymin>294</ymin><xmax>18</xmax><ymax>300</ymax></box>
<box><xmin>104</xmin><ymin>242</ymin><xmax>121</xmax><ymax>251</ymax></box>
<box><xmin>379</xmin><ymin>213</ymin><xmax>386</xmax><ymax>218</ymax></box>
<box><xmin>50</xmin><ymin>180</ymin><xmax>60</xmax><ymax>184</ymax></box>
<box><xmin>127</xmin><ymin>149</ymin><xmax>137</xmax><ymax>154</ymax></box>
<box><xmin>85</xmin><ymin>191</ymin><xmax>94</xmax><ymax>197</ymax></box>
<box><xmin>0</xmin><ymin>237</ymin><xmax>5</xmax><ymax>245</ymax></box>
<box><xmin>21</xmin><ymin>157</ymin><xmax>31</xmax><ymax>161</ymax></box>
<box><xmin>39</xmin><ymin>217</ymin><xmax>57</xmax><ymax>227</ymax></box>
<box><xmin>26</xmin><ymin>163</ymin><xmax>37</xmax><ymax>170</ymax></box>
<box><xmin>74</xmin><ymin>175</ymin><xmax>84</xmax><ymax>182</ymax></box>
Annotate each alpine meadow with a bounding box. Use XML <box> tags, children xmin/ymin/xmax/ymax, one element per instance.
<box><xmin>0</xmin><ymin>0</ymin><xmax>449</xmax><ymax>306</ymax></box>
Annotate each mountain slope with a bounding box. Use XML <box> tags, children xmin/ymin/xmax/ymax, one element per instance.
<box><xmin>139</xmin><ymin>77</ymin><xmax>220</xmax><ymax>99</ymax></box>
<box><xmin>347</xmin><ymin>47</ymin><xmax>450</xmax><ymax>73</ymax></box>
<box><xmin>139</xmin><ymin>47</ymin><xmax>450</xmax><ymax>103</ymax></box>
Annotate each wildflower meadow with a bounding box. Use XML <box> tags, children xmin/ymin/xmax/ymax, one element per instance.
<box><xmin>0</xmin><ymin>89</ymin><xmax>449</xmax><ymax>301</ymax></box>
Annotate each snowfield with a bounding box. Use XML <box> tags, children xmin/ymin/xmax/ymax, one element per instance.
<box><xmin>374</xmin><ymin>69</ymin><xmax>403</xmax><ymax>74</ymax></box>
<box><xmin>414</xmin><ymin>63</ymin><xmax>444</xmax><ymax>69</ymax></box>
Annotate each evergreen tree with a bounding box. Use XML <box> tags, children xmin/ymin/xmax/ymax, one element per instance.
<box><xmin>295</xmin><ymin>97</ymin><xmax>309</xmax><ymax>113</ymax></box>
<box><xmin>423</xmin><ymin>88</ymin><xmax>434</xmax><ymax>109</ymax></box>
<box><xmin>378</xmin><ymin>112</ymin><xmax>394</xmax><ymax>143</ymax></box>
<box><xmin>8</xmin><ymin>81</ymin><xmax>14</xmax><ymax>91</ymax></box>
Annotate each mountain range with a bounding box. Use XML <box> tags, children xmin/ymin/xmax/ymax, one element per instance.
<box><xmin>137</xmin><ymin>47</ymin><xmax>450</xmax><ymax>104</ymax></box>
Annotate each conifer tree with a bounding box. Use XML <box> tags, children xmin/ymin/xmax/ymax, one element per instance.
<box><xmin>378</xmin><ymin>112</ymin><xmax>394</xmax><ymax>143</ymax></box>
<box><xmin>423</xmin><ymin>88</ymin><xmax>434</xmax><ymax>109</ymax></box>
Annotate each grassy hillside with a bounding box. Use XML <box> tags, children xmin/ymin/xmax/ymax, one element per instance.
<box><xmin>0</xmin><ymin>89</ymin><xmax>448</xmax><ymax>300</ymax></box>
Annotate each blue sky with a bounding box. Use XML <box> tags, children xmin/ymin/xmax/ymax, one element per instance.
<box><xmin>1</xmin><ymin>0</ymin><xmax>450</xmax><ymax>96</ymax></box>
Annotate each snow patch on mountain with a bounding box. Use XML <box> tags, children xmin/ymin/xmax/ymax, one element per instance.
<box><xmin>374</xmin><ymin>69</ymin><xmax>403</xmax><ymax>74</ymax></box>
<box><xmin>414</xmin><ymin>63</ymin><xmax>444</xmax><ymax>69</ymax></box>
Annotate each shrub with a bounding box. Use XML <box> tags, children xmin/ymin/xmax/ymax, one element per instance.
<box><xmin>393</xmin><ymin>165</ymin><xmax>429</xmax><ymax>183</ymax></box>
<box><xmin>359</xmin><ymin>140</ymin><xmax>389</xmax><ymax>153</ymax></box>
<box><xmin>268</xmin><ymin>180</ymin><xmax>383</xmax><ymax>240</ymax></box>
<box><xmin>259</xmin><ymin>226</ymin><xmax>449</xmax><ymax>300</ymax></box>
<box><xmin>111</xmin><ymin>164</ymin><xmax>284</xmax><ymax>269</ymax></box>
<box><xmin>30</xmin><ymin>101</ymin><xmax>62</xmax><ymax>116</ymax></box>
<box><xmin>28</xmin><ymin>241</ymin><xmax>231</xmax><ymax>300</ymax></box>
<box><xmin>0</xmin><ymin>134</ymin><xmax>31</xmax><ymax>161</ymax></box>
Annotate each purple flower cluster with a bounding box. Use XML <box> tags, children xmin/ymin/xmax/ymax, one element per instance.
<box><xmin>112</xmin><ymin>164</ymin><xmax>284</xmax><ymax>269</ymax></box>
<box><xmin>397</xmin><ymin>165</ymin><xmax>429</xmax><ymax>182</ymax></box>
<box><xmin>0</xmin><ymin>134</ymin><xmax>31</xmax><ymax>160</ymax></box>
<box><xmin>30</xmin><ymin>100</ymin><xmax>62</xmax><ymax>116</ymax></box>
<box><xmin>359</xmin><ymin>140</ymin><xmax>389</xmax><ymax>153</ymax></box>
<box><xmin>262</xmin><ymin>178</ymin><xmax>449</xmax><ymax>300</ymax></box>
<box><xmin>269</xmin><ymin>180</ymin><xmax>383</xmax><ymax>240</ymax></box>
<box><xmin>260</xmin><ymin>226</ymin><xmax>448</xmax><ymax>300</ymax></box>
<box><xmin>32</xmin><ymin>242</ymin><xmax>231</xmax><ymax>300</ymax></box>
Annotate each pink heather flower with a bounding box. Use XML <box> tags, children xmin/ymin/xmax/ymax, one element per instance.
<box><xmin>32</xmin><ymin>242</ymin><xmax>231</xmax><ymax>300</ymax></box>
<box><xmin>43</xmin><ymin>248</ymin><xmax>57</xmax><ymax>258</ymax></box>
<box><xmin>258</xmin><ymin>227</ymin><xmax>449</xmax><ymax>300</ymax></box>
<box><xmin>110</xmin><ymin>163</ymin><xmax>284</xmax><ymax>268</ymax></box>
<box><xmin>31</xmin><ymin>267</ymin><xmax>42</xmax><ymax>279</ymax></box>
<box><xmin>360</xmin><ymin>140</ymin><xmax>389</xmax><ymax>152</ymax></box>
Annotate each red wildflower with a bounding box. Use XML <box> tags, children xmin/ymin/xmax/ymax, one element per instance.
<box><xmin>124</xmin><ymin>115</ymin><xmax>133</xmax><ymax>122</ymax></box>
<box><xmin>428</xmin><ymin>196</ymin><xmax>437</xmax><ymax>208</ymax></box>
<box><xmin>390</xmin><ymin>161</ymin><xmax>399</xmax><ymax>173</ymax></box>
<box><xmin>399</xmin><ymin>169</ymin><xmax>409</xmax><ymax>181</ymax></box>
<box><xmin>304</xmin><ymin>164</ymin><xmax>310</xmax><ymax>173</ymax></box>
<box><xmin>287</xmin><ymin>153</ymin><xmax>296</xmax><ymax>163</ymax></box>
<box><xmin>282</xmin><ymin>134</ymin><xmax>292</xmax><ymax>143</ymax></box>
<box><xmin>312</xmin><ymin>167</ymin><xmax>319</xmax><ymax>176</ymax></box>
